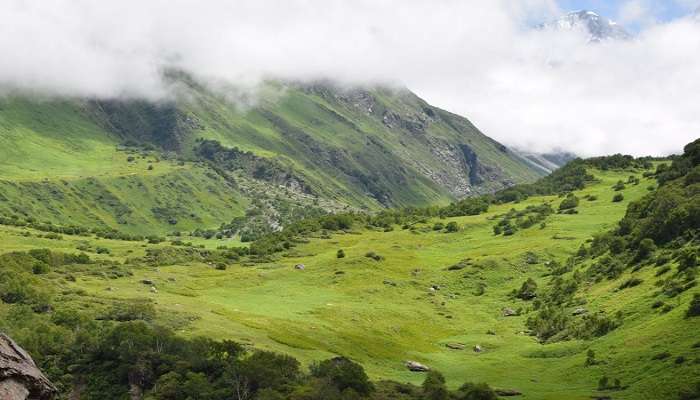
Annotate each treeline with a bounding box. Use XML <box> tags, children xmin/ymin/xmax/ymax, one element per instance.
<box><xmin>248</xmin><ymin>196</ymin><xmax>490</xmax><ymax>256</ymax></box>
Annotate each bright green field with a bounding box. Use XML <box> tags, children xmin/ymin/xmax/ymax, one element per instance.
<box><xmin>6</xmin><ymin>167</ymin><xmax>696</xmax><ymax>399</ymax></box>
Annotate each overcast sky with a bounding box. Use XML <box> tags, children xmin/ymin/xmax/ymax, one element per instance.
<box><xmin>1</xmin><ymin>0</ymin><xmax>699</xmax><ymax>156</ymax></box>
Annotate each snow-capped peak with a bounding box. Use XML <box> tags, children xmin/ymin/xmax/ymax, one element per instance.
<box><xmin>541</xmin><ymin>10</ymin><xmax>631</xmax><ymax>42</ymax></box>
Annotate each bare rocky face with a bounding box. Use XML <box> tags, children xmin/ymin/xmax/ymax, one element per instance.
<box><xmin>0</xmin><ymin>334</ymin><xmax>57</xmax><ymax>400</ymax></box>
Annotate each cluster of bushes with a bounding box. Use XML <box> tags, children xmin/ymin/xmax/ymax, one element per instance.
<box><xmin>194</xmin><ymin>138</ymin><xmax>309</xmax><ymax>189</ymax></box>
<box><xmin>137</xmin><ymin>246</ymin><xmax>248</xmax><ymax>266</ymax></box>
<box><xmin>0</xmin><ymin>250</ymin><xmax>91</xmax><ymax>312</ymax></box>
<box><xmin>493</xmin><ymin>204</ymin><xmax>553</xmax><ymax>236</ymax></box>
<box><xmin>0</xmin><ymin>214</ymin><xmax>91</xmax><ymax>236</ymax></box>
<box><xmin>526</xmin><ymin>305</ymin><xmax>622</xmax><ymax>343</ymax></box>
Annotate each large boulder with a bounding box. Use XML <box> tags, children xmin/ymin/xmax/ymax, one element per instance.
<box><xmin>405</xmin><ymin>361</ymin><xmax>430</xmax><ymax>372</ymax></box>
<box><xmin>0</xmin><ymin>333</ymin><xmax>57</xmax><ymax>400</ymax></box>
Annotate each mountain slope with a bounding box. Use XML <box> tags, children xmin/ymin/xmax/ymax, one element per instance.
<box><xmin>0</xmin><ymin>79</ymin><xmax>543</xmax><ymax>235</ymax></box>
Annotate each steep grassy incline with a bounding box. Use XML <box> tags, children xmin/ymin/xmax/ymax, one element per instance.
<box><xmin>0</xmin><ymin>80</ymin><xmax>542</xmax><ymax>233</ymax></box>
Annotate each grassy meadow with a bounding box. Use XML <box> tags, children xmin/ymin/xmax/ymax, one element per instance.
<box><xmin>3</xmin><ymin>166</ymin><xmax>696</xmax><ymax>399</ymax></box>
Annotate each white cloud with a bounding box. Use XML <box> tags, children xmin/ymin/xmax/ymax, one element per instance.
<box><xmin>0</xmin><ymin>0</ymin><xmax>697</xmax><ymax>156</ymax></box>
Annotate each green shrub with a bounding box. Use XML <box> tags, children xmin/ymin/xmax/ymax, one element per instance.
<box><xmin>687</xmin><ymin>294</ymin><xmax>700</xmax><ymax>318</ymax></box>
<box><xmin>516</xmin><ymin>278</ymin><xmax>538</xmax><ymax>300</ymax></box>
<box><xmin>336</xmin><ymin>249</ymin><xmax>345</xmax><ymax>258</ymax></box>
<box><xmin>559</xmin><ymin>193</ymin><xmax>580</xmax><ymax>211</ymax></box>
<box><xmin>422</xmin><ymin>370</ymin><xmax>448</xmax><ymax>400</ymax></box>
<box><xmin>310</xmin><ymin>357</ymin><xmax>373</xmax><ymax>395</ymax></box>
<box><xmin>445</xmin><ymin>221</ymin><xmax>459</xmax><ymax>233</ymax></box>
<box><xmin>456</xmin><ymin>382</ymin><xmax>497</xmax><ymax>400</ymax></box>
<box><xmin>613</xmin><ymin>180</ymin><xmax>626</xmax><ymax>191</ymax></box>
<box><xmin>32</xmin><ymin>263</ymin><xmax>50</xmax><ymax>275</ymax></box>
<box><xmin>612</xmin><ymin>193</ymin><xmax>624</xmax><ymax>202</ymax></box>
<box><xmin>365</xmin><ymin>252</ymin><xmax>384</xmax><ymax>261</ymax></box>
<box><xmin>619</xmin><ymin>278</ymin><xmax>643</xmax><ymax>290</ymax></box>
<box><xmin>651</xmin><ymin>351</ymin><xmax>672</xmax><ymax>360</ymax></box>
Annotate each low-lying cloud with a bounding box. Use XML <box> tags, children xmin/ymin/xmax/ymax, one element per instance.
<box><xmin>1</xmin><ymin>0</ymin><xmax>698</xmax><ymax>156</ymax></box>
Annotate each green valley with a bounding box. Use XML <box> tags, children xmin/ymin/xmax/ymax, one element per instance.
<box><xmin>1</xmin><ymin>138</ymin><xmax>698</xmax><ymax>399</ymax></box>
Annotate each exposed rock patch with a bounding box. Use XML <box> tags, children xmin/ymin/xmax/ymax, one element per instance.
<box><xmin>0</xmin><ymin>333</ymin><xmax>57</xmax><ymax>400</ymax></box>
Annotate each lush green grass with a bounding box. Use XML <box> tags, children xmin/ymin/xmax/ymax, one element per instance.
<box><xmin>7</xmin><ymin>167</ymin><xmax>695</xmax><ymax>399</ymax></box>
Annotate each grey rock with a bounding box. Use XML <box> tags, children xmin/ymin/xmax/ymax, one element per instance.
<box><xmin>0</xmin><ymin>333</ymin><xmax>57</xmax><ymax>400</ymax></box>
<box><xmin>502</xmin><ymin>308</ymin><xmax>517</xmax><ymax>317</ymax></box>
<box><xmin>141</xmin><ymin>279</ymin><xmax>154</xmax><ymax>285</ymax></box>
<box><xmin>473</xmin><ymin>345</ymin><xmax>483</xmax><ymax>353</ymax></box>
<box><xmin>572</xmin><ymin>307</ymin><xmax>587</xmax><ymax>316</ymax></box>
<box><xmin>446</xmin><ymin>343</ymin><xmax>465</xmax><ymax>350</ymax></box>
<box><xmin>405</xmin><ymin>361</ymin><xmax>430</xmax><ymax>372</ymax></box>
<box><xmin>294</xmin><ymin>264</ymin><xmax>305</xmax><ymax>270</ymax></box>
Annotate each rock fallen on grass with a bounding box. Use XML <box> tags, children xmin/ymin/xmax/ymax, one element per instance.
<box><xmin>495</xmin><ymin>388</ymin><xmax>522</xmax><ymax>396</ymax></box>
<box><xmin>294</xmin><ymin>264</ymin><xmax>305</xmax><ymax>270</ymax></box>
<box><xmin>572</xmin><ymin>307</ymin><xmax>587</xmax><ymax>316</ymax></box>
<box><xmin>502</xmin><ymin>307</ymin><xmax>517</xmax><ymax>317</ymax></box>
<box><xmin>446</xmin><ymin>343</ymin><xmax>465</xmax><ymax>350</ymax></box>
<box><xmin>405</xmin><ymin>361</ymin><xmax>430</xmax><ymax>372</ymax></box>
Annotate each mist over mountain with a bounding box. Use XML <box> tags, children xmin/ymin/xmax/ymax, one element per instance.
<box><xmin>0</xmin><ymin>1</ymin><xmax>697</xmax><ymax>157</ymax></box>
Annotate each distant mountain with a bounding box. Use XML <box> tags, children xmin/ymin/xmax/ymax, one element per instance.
<box><xmin>513</xmin><ymin>149</ymin><xmax>577</xmax><ymax>175</ymax></box>
<box><xmin>541</xmin><ymin>10</ymin><xmax>630</xmax><ymax>41</ymax></box>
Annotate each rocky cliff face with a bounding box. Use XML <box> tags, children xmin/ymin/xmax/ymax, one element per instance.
<box><xmin>0</xmin><ymin>334</ymin><xmax>56</xmax><ymax>400</ymax></box>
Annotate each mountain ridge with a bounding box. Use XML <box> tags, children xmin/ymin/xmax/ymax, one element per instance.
<box><xmin>0</xmin><ymin>78</ymin><xmax>544</xmax><ymax>236</ymax></box>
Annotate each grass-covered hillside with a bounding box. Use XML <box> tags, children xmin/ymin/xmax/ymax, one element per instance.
<box><xmin>0</xmin><ymin>79</ymin><xmax>542</xmax><ymax>240</ymax></box>
<box><xmin>1</xmin><ymin>142</ymin><xmax>698</xmax><ymax>399</ymax></box>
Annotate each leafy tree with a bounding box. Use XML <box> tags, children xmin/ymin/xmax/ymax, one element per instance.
<box><xmin>687</xmin><ymin>294</ymin><xmax>700</xmax><ymax>318</ymax></box>
<box><xmin>422</xmin><ymin>370</ymin><xmax>448</xmax><ymax>400</ymax></box>
<box><xmin>516</xmin><ymin>278</ymin><xmax>538</xmax><ymax>300</ymax></box>
<box><xmin>559</xmin><ymin>193</ymin><xmax>580</xmax><ymax>211</ymax></box>
<box><xmin>311</xmin><ymin>357</ymin><xmax>374</xmax><ymax>396</ymax></box>
<box><xmin>456</xmin><ymin>382</ymin><xmax>497</xmax><ymax>400</ymax></box>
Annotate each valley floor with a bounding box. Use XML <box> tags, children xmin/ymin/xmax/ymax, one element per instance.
<box><xmin>3</xmin><ymin>168</ymin><xmax>697</xmax><ymax>399</ymax></box>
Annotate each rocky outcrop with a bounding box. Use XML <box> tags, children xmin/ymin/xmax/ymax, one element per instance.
<box><xmin>0</xmin><ymin>333</ymin><xmax>57</xmax><ymax>400</ymax></box>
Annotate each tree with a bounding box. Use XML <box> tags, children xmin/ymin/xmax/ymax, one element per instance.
<box><xmin>445</xmin><ymin>222</ymin><xmax>460</xmax><ymax>233</ymax></box>
<box><xmin>311</xmin><ymin>357</ymin><xmax>374</xmax><ymax>396</ymax></box>
<box><xmin>516</xmin><ymin>278</ymin><xmax>538</xmax><ymax>300</ymax></box>
<box><xmin>687</xmin><ymin>294</ymin><xmax>700</xmax><ymax>318</ymax></box>
<box><xmin>559</xmin><ymin>193</ymin><xmax>580</xmax><ymax>211</ymax></box>
<box><xmin>422</xmin><ymin>371</ymin><xmax>448</xmax><ymax>400</ymax></box>
<box><xmin>457</xmin><ymin>382</ymin><xmax>497</xmax><ymax>400</ymax></box>
<box><xmin>241</xmin><ymin>351</ymin><xmax>301</xmax><ymax>392</ymax></box>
